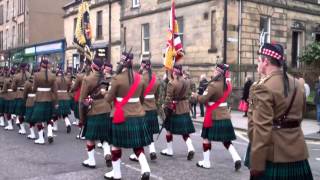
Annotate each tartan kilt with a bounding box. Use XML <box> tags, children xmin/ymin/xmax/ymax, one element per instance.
<box><xmin>69</xmin><ymin>99</ymin><xmax>75</xmax><ymax>111</ymax></box>
<box><xmin>5</xmin><ymin>99</ymin><xmax>16</xmax><ymax>114</ymax></box>
<box><xmin>244</xmin><ymin>143</ymin><xmax>251</xmax><ymax>169</ymax></box>
<box><xmin>14</xmin><ymin>98</ymin><xmax>26</xmax><ymax>116</ymax></box>
<box><xmin>0</xmin><ymin>98</ymin><xmax>4</xmax><ymax>114</ymax></box>
<box><xmin>53</xmin><ymin>100</ymin><xmax>71</xmax><ymax>116</ymax></box>
<box><xmin>30</xmin><ymin>102</ymin><xmax>53</xmax><ymax>123</ymax></box>
<box><xmin>145</xmin><ymin>110</ymin><xmax>160</xmax><ymax>135</ymax></box>
<box><xmin>112</xmin><ymin>116</ymin><xmax>152</xmax><ymax>148</ymax></box>
<box><xmin>73</xmin><ymin>101</ymin><xmax>80</xmax><ymax>119</ymax></box>
<box><xmin>164</xmin><ymin>113</ymin><xmax>195</xmax><ymax>135</ymax></box>
<box><xmin>263</xmin><ymin>160</ymin><xmax>313</xmax><ymax>180</ymax></box>
<box><xmin>201</xmin><ymin>119</ymin><xmax>236</xmax><ymax>141</ymax></box>
<box><xmin>84</xmin><ymin>113</ymin><xmax>112</xmax><ymax>143</ymax></box>
<box><xmin>24</xmin><ymin>107</ymin><xmax>34</xmax><ymax>123</ymax></box>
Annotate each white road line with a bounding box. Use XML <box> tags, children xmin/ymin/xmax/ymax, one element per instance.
<box><xmin>122</xmin><ymin>163</ymin><xmax>164</xmax><ymax>180</ymax></box>
<box><xmin>316</xmin><ymin>158</ymin><xmax>320</xmax><ymax>161</ymax></box>
<box><xmin>312</xmin><ymin>149</ymin><xmax>320</xmax><ymax>151</ymax></box>
<box><xmin>233</xmin><ymin>141</ymin><xmax>248</xmax><ymax>146</ymax></box>
<box><xmin>306</xmin><ymin>141</ymin><xmax>320</xmax><ymax>145</ymax></box>
<box><xmin>235</xmin><ymin>131</ymin><xmax>249</xmax><ymax>143</ymax></box>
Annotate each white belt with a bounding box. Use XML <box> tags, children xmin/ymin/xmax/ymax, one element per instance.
<box><xmin>57</xmin><ymin>90</ymin><xmax>68</xmax><ymax>93</ymax></box>
<box><xmin>116</xmin><ymin>97</ymin><xmax>139</xmax><ymax>103</ymax></box>
<box><xmin>28</xmin><ymin>94</ymin><xmax>36</xmax><ymax>97</ymax></box>
<box><xmin>37</xmin><ymin>88</ymin><xmax>51</xmax><ymax>92</ymax></box>
<box><xmin>208</xmin><ymin>102</ymin><xmax>228</xmax><ymax>107</ymax></box>
<box><xmin>18</xmin><ymin>87</ymin><xmax>24</xmax><ymax>90</ymax></box>
<box><xmin>8</xmin><ymin>89</ymin><xmax>13</xmax><ymax>92</ymax></box>
<box><xmin>145</xmin><ymin>94</ymin><xmax>155</xmax><ymax>99</ymax></box>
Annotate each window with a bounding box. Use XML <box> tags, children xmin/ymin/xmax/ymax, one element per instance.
<box><xmin>209</xmin><ymin>10</ymin><xmax>217</xmax><ymax>52</ymax></box>
<box><xmin>73</xmin><ymin>18</ymin><xmax>77</xmax><ymax>37</ymax></box>
<box><xmin>96</xmin><ymin>11</ymin><xmax>103</xmax><ymax>40</ymax></box>
<box><xmin>291</xmin><ymin>31</ymin><xmax>302</xmax><ymax>68</ymax></box>
<box><xmin>176</xmin><ymin>17</ymin><xmax>184</xmax><ymax>46</ymax></box>
<box><xmin>315</xmin><ymin>33</ymin><xmax>320</xmax><ymax>42</ymax></box>
<box><xmin>260</xmin><ymin>16</ymin><xmax>271</xmax><ymax>43</ymax></box>
<box><xmin>5</xmin><ymin>29</ymin><xmax>8</xmax><ymax>49</ymax></box>
<box><xmin>18</xmin><ymin>0</ymin><xmax>25</xmax><ymax>15</ymax></box>
<box><xmin>0</xmin><ymin>5</ymin><xmax>3</xmax><ymax>25</ymax></box>
<box><xmin>121</xmin><ymin>26</ymin><xmax>127</xmax><ymax>49</ymax></box>
<box><xmin>6</xmin><ymin>1</ymin><xmax>9</xmax><ymax>22</ymax></box>
<box><xmin>12</xmin><ymin>0</ymin><xmax>15</xmax><ymax>17</ymax></box>
<box><xmin>141</xmin><ymin>23</ymin><xmax>150</xmax><ymax>53</ymax></box>
<box><xmin>0</xmin><ymin>31</ymin><xmax>3</xmax><ymax>50</ymax></box>
<box><xmin>12</xmin><ymin>26</ymin><xmax>15</xmax><ymax>47</ymax></box>
<box><xmin>132</xmin><ymin>0</ymin><xmax>140</xmax><ymax>8</ymax></box>
<box><xmin>18</xmin><ymin>22</ymin><xmax>24</xmax><ymax>45</ymax></box>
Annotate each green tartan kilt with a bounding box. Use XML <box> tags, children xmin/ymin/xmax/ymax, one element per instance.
<box><xmin>112</xmin><ymin>116</ymin><xmax>152</xmax><ymax>148</ymax></box>
<box><xmin>14</xmin><ymin>98</ymin><xmax>26</xmax><ymax>116</ymax></box>
<box><xmin>73</xmin><ymin>101</ymin><xmax>80</xmax><ymax>119</ymax></box>
<box><xmin>53</xmin><ymin>100</ymin><xmax>71</xmax><ymax>116</ymax></box>
<box><xmin>201</xmin><ymin>119</ymin><xmax>236</xmax><ymax>141</ymax></box>
<box><xmin>5</xmin><ymin>99</ymin><xmax>16</xmax><ymax>114</ymax></box>
<box><xmin>0</xmin><ymin>98</ymin><xmax>4</xmax><ymax>114</ymax></box>
<box><xmin>84</xmin><ymin>113</ymin><xmax>112</xmax><ymax>143</ymax></box>
<box><xmin>263</xmin><ymin>160</ymin><xmax>313</xmax><ymax>180</ymax></box>
<box><xmin>24</xmin><ymin>107</ymin><xmax>34</xmax><ymax>123</ymax></box>
<box><xmin>30</xmin><ymin>102</ymin><xmax>53</xmax><ymax>123</ymax></box>
<box><xmin>145</xmin><ymin>110</ymin><xmax>160</xmax><ymax>135</ymax></box>
<box><xmin>164</xmin><ymin>113</ymin><xmax>195</xmax><ymax>135</ymax></box>
<box><xmin>244</xmin><ymin>143</ymin><xmax>251</xmax><ymax>169</ymax></box>
<box><xmin>69</xmin><ymin>99</ymin><xmax>75</xmax><ymax>111</ymax></box>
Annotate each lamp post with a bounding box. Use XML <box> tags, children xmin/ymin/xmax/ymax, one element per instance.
<box><xmin>223</xmin><ymin>0</ymin><xmax>228</xmax><ymax>64</ymax></box>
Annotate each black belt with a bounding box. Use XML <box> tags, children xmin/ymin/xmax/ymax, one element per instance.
<box><xmin>273</xmin><ymin>120</ymin><xmax>300</xmax><ymax>129</ymax></box>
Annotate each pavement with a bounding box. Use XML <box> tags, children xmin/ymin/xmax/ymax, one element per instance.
<box><xmin>192</xmin><ymin>110</ymin><xmax>320</xmax><ymax>141</ymax></box>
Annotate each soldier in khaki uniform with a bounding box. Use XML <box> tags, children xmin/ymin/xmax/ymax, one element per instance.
<box><xmin>12</xmin><ymin>63</ymin><xmax>31</xmax><ymax>135</ymax></box>
<box><xmin>31</xmin><ymin>58</ymin><xmax>57</xmax><ymax>145</ymax></box>
<box><xmin>52</xmin><ymin>68</ymin><xmax>72</xmax><ymax>133</ymax></box>
<box><xmin>79</xmin><ymin>57</ymin><xmax>112</xmax><ymax>169</ymax></box>
<box><xmin>160</xmin><ymin>64</ymin><xmax>196</xmax><ymax>160</ymax></box>
<box><xmin>3</xmin><ymin>68</ymin><xmax>17</xmax><ymax>130</ymax></box>
<box><xmin>193</xmin><ymin>63</ymin><xmax>241</xmax><ymax>170</ymax></box>
<box><xmin>129</xmin><ymin>58</ymin><xmax>160</xmax><ymax>162</ymax></box>
<box><xmin>248</xmin><ymin>43</ymin><xmax>313</xmax><ymax>179</ymax></box>
<box><xmin>104</xmin><ymin>51</ymin><xmax>152</xmax><ymax>180</ymax></box>
<box><xmin>23</xmin><ymin>74</ymin><xmax>37</xmax><ymax>139</ymax></box>
<box><xmin>0</xmin><ymin>67</ymin><xmax>6</xmax><ymax>127</ymax></box>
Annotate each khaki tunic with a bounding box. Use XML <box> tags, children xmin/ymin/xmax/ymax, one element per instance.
<box><xmin>23</xmin><ymin>80</ymin><xmax>35</xmax><ymax>107</ymax></box>
<box><xmin>165</xmin><ymin>77</ymin><xmax>190</xmax><ymax>115</ymax></box>
<box><xmin>0</xmin><ymin>75</ymin><xmax>5</xmax><ymax>98</ymax></box>
<box><xmin>105</xmin><ymin>69</ymin><xmax>146</xmax><ymax>118</ymax></box>
<box><xmin>141</xmin><ymin>72</ymin><xmax>160</xmax><ymax>111</ymax></box>
<box><xmin>12</xmin><ymin>71</ymin><xmax>31</xmax><ymax>99</ymax></box>
<box><xmin>32</xmin><ymin>68</ymin><xmax>57</xmax><ymax>104</ymax></box>
<box><xmin>79</xmin><ymin>71</ymin><xmax>111</xmax><ymax>121</ymax></box>
<box><xmin>249</xmin><ymin>70</ymin><xmax>309</xmax><ymax>171</ymax></box>
<box><xmin>2</xmin><ymin>77</ymin><xmax>15</xmax><ymax>101</ymax></box>
<box><xmin>55</xmin><ymin>75</ymin><xmax>72</xmax><ymax>100</ymax></box>
<box><xmin>197</xmin><ymin>78</ymin><xmax>231</xmax><ymax>120</ymax></box>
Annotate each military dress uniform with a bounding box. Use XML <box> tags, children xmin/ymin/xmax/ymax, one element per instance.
<box><xmin>23</xmin><ymin>76</ymin><xmax>37</xmax><ymax>139</ymax></box>
<box><xmin>195</xmin><ymin>64</ymin><xmax>241</xmax><ymax>170</ymax></box>
<box><xmin>70</xmin><ymin>72</ymin><xmax>86</xmax><ymax>121</ymax></box>
<box><xmin>160</xmin><ymin>65</ymin><xmax>196</xmax><ymax>160</ymax></box>
<box><xmin>11</xmin><ymin>66</ymin><xmax>31</xmax><ymax>134</ymax></box>
<box><xmin>3</xmin><ymin>73</ymin><xmax>16</xmax><ymax>130</ymax></box>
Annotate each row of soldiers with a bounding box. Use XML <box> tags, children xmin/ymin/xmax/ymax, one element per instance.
<box><xmin>0</xmin><ymin>42</ymin><xmax>314</xmax><ymax>180</ymax></box>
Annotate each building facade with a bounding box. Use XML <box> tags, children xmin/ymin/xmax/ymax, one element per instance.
<box><xmin>63</xmin><ymin>0</ymin><xmax>121</xmax><ymax>69</ymax></box>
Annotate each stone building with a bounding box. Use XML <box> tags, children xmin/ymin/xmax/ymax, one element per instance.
<box><xmin>63</xmin><ymin>0</ymin><xmax>121</xmax><ymax>68</ymax></box>
<box><xmin>0</xmin><ymin>0</ymin><xmax>69</xmax><ymax>66</ymax></box>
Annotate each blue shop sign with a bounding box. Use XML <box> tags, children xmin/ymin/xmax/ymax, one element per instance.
<box><xmin>36</xmin><ymin>41</ymin><xmax>65</xmax><ymax>55</ymax></box>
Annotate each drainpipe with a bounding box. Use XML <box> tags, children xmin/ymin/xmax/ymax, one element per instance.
<box><xmin>223</xmin><ymin>0</ymin><xmax>228</xmax><ymax>64</ymax></box>
<box><xmin>237</xmin><ymin>0</ymin><xmax>242</xmax><ymax>86</ymax></box>
<box><xmin>108</xmin><ymin>0</ymin><xmax>112</xmax><ymax>63</ymax></box>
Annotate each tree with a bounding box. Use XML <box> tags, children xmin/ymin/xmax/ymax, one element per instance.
<box><xmin>299</xmin><ymin>42</ymin><xmax>320</xmax><ymax>67</ymax></box>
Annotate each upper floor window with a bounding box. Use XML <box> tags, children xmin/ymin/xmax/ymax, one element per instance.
<box><xmin>18</xmin><ymin>0</ymin><xmax>25</xmax><ymax>15</ymax></box>
<box><xmin>96</xmin><ymin>11</ymin><xmax>103</xmax><ymax>40</ymax></box>
<box><xmin>176</xmin><ymin>17</ymin><xmax>184</xmax><ymax>46</ymax></box>
<box><xmin>260</xmin><ymin>16</ymin><xmax>271</xmax><ymax>43</ymax></box>
<box><xmin>0</xmin><ymin>5</ymin><xmax>3</xmax><ymax>25</ymax></box>
<box><xmin>141</xmin><ymin>23</ymin><xmax>150</xmax><ymax>53</ymax></box>
<box><xmin>132</xmin><ymin>0</ymin><xmax>140</xmax><ymax>8</ymax></box>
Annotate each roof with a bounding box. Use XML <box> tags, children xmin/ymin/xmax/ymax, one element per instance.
<box><xmin>63</xmin><ymin>0</ymin><xmax>82</xmax><ymax>10</ymax></box>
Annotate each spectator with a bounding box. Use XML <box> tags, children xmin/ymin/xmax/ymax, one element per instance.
<box><xmin>198</xmin><ymin>74</ymin><xmax>208</xmax><ymax>117</ymax></box>
<box><xmin>314</xmin><ymin>76</ymin><xmax>320</xmax><ymax>134</ymax></box>
<box><xmin>241</xmin><ymin>76</ymin><xmax>253</xmax><ymax>117</ymax></box>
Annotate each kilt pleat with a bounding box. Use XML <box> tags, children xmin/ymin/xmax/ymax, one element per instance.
<box><xmin>73</xmin><ymin>101</ymin><xmax>80</xmax><ymax>119</ymax></box>
<box><xmin>84</xmin><ymin>113</ymin><xmax>112</xmax><ymax>143</ymax></box>
<box><xmin>14</xmin><ymin>98</ymin><xmax>26</xmax><ymax>116</ymax></box>
<box><xmin>201</xmin><ymin>119</ymin><xmax>236</xmax><ymax>141</ymax></box>
<box><xmin>24</xmin><ymin>107</ymin><xmax>34</xmax><ymax>123</ymax></box>
<box><xmin>53</xmin><ymin>100</ymin><xmax>71</xmax><ymax>116</ymax></box>
<box><xmin>145</xmin><ymin>110</ymin><xmax>160</xmax><ymax>135</ymax></box>
<box><xmin>164</xmin><ymin>113</ymin><xmax>195</xmax><ymax>135</ymax></box>
<box><xmin>30</xmin><ymin>102</ymin><xmax>53</xmax><ymax>123</ymax></box>
<box><xmin>112</xmin><ymin>116</ymin><xmax>152</xmax><ymax>148</ymax></box>
<box><xmin>5</xmin><ymin>99</ymin><xmax>16</xmax><ymax>114</ymax></box>
<box><xmin>0</xmin><ymin>98</ymin><xmax>4</xmax><ymax>114</ymax></box>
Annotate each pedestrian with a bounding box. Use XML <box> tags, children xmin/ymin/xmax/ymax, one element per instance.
<box><xmin>198</xmin><ymin>74</ymin><xmax>208</xmax><ymax>117</ymax></box>
<box><xmin>241</xmin><ymin>75</ymin><xmax>253</xmax><ymax>117</ymax></box>
<box><xmin>79</xmin><ymin>57</ymin><xmax>112</xmax><ymax>169</ymax></box>
<box><xmin>248</xmin><ymin>43</ymin><xmax>313</xmax><ymax>179</ymax></box>
<box><xmin>314</xmin><ymin>75</ymin><xmax>320</xmax><ymax>133</ymax></box>
<box><xmin>104</xmin><ymin>51</ymin><xmax>152</xmax><ymax>180</ymax></box>
<box><xmin>31</xmin><ymin>57</ymin><xmax>58</xmax><ymax>145</ymax></box>
<box><xmin>160</xmin><ymin>64</ymin><xmax>196</xmax><ymax>161</ymax></box>
<box><xmin>193</xmin><ymin>63</ymin><xmax>241</xmax><ymax>170</ymax></box>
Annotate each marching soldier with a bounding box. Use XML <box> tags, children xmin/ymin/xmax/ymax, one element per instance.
<box><xmin>104</xmin><ymin>51</ymin><xmax>152</xmax><ymax>180</ymax></box>
<box><xmin>23</xmin><ymin>74</ymin><xmax>37</xmax><ymax>139</ymax></box>
<box><xmin>12</xmin><ymin>63</ymin><xmax>31</xmax><ymax>135</ymax></box>
<box><xmin>129</xmin><ymin>58</ymin><xmax>160</xmax><ymax>162</ymax></box>
<box><xmin>160</xmin><ymin>64</ymin><xmax>196</xmax><ymax>160</ymax></box>
<box><xmin>0</xmin><ymin>67</ymin><xmax>5</xmax><ymax>127</ymax></box>
<box><xmin>183</xmin><ymin>70</ymin><xmax>197</xmax><ymax>119</ymax></box>
<box><xmin>3</xmin><ymin>67</ymin><xmax>17</xmax><ymax>130</ymax></box>
<box><xmin>52</xmin><ymin>68</ymin><xmax>72</xmax><ymax>133</ymax></box>
<box><xmin>193</xmin><ymin>63</ymin><xmax>241</xmax><ymax>170</ymax></box>
<box><xmin>31</xmin><ymin>57</ymin><xmax>57</xmax><ymax>144</ymax></box>
<box><xmin>248</xmin><ymin>43</ymin><xmax>313</xmax><ymax>179</ymax></box>
<box><xmin>79</xmin><ymin>57</ymin><xmax>112</xmax><ymax>169</ymax></box>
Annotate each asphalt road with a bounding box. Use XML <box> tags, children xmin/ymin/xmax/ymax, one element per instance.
<box><xmin>0</xmin><ymin>119</ymin><xmax>319</xmax><ymax>180</ymax></box>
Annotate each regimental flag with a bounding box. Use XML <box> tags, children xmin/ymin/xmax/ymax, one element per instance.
<box><xmin>73</xmin><ymin>0</ymin><xmax>93</xmax><ymax>60</ymax></box>
<box><xmin>163</xmin><ymin>0</ymin><xmax>184</xmax><ymax>70</ymax></box>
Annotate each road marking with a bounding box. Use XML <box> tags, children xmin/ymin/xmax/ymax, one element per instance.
<box><xmin>306</xmin><ymin>141</ymin><xmax>320</xmax><ymax>145</ymax></box>
<box><xmin>233</xmin><ymin>141</ymin><xmax>248</xmax><ymax>146</ymax></box>
<box><xmin>122</xmin><ymin>162</ymin><xmax>164</xmax><ymax>180</ymax></box>
<box><xmin>235</xmin><ymin>131</ymin><xmax>249</xmax><ymax>143</ymax></box>
<box><xmin>316</xmin><ymin>158</ymin><xmax>320</xmax><ymax>161</ymax></box>
<box><xmin>312</xmin><ymin>149</ymin><xmax>320</xmax><ymax>151</ymax></box>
